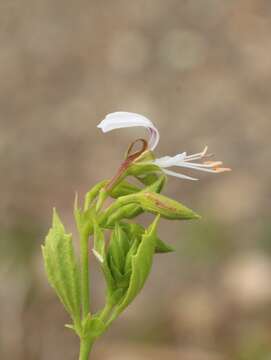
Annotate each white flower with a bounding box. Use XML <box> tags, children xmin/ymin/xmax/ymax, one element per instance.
<box><xmin>98</xmin><ymin>112</ymin><xmax>230</xmax><ymax>180</ymax></box>
<box><xmin>97</xmin><ymin>111</ymin><xmax>159</xmax><ymax>150</ymax></box>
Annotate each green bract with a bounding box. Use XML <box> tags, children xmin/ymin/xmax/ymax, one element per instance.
<box><xmin>42</xmin><ymin>151</ymin><xmax>200</xmax><ymax>360</ymax></box>
<box><xmin>42</xmin><ymin>210</ymin><xmax>81</xmax><ymax>334</ymax></box>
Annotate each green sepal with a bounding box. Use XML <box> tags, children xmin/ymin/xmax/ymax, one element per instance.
<box><xmin>42</xmin><ymin>209</ymin><xmax>81</xmax><ymax>329</ymax></box>
<box><xmin>116</xmin><ymin>215</ymin><xmax>160</xmax><ymax>313</ymax></box>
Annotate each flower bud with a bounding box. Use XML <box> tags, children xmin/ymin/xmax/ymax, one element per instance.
<box><xmin>117</xmin><ymin>192</ymin><xmax>200</xmax><ymax>220</ymax></box>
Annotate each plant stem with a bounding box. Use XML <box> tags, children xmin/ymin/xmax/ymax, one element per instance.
<box><xmin>79</xmin><ymin>338</ymin><xmax>93</xmax><ymax>360</ymax></box>
<box><xmin>105</xmin><ymin>307</ymin><xmax>120</xmax><ymax>329</ymax></box>
<box><xmin>80</xmin><ymin>230</ymin><xmax>90</xmax><ymax>319</ymax></box>
<box><xmin>99</xmin><ymin>302</ymin><xmax>113</xmax><ymax>322</ymax></box>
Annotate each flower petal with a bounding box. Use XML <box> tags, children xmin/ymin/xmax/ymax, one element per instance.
<box><xmin>97</xmin><ymin>112</ymin><xmax>160</xmax><ymax>150</ymax></box>
<box><xmin>163</xmin><ymin>169</ymin><xmax>199</xmax><ymax>181</ymax></box>
<box><xmin>154</xmin><ymin>153</ymin><xmax>187</xmax><ymax>168</ymax></box>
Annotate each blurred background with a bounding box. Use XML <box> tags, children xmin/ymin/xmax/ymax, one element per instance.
<box><xmin>1</xmin><ymin>0</ymin><xmax>271</xmax><ymax>359</ymax></box>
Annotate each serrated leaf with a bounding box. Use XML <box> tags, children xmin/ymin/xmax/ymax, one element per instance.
<box><xmin>116</xmin><ymin>215</ymin><xmax>160</xmax><ymax>312</ymax></box>
<box><xmin>42</xmin><ymin>209</ymin><xmax>81</xmax><ymax>326</ymax></box>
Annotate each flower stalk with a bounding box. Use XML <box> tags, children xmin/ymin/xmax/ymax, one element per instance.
<box><xmin>42</xmin><ymin>111</ymin><xmax>230</xmax><ymax>359</ymax></box>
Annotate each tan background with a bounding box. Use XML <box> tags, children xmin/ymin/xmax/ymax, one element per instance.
<box><xmin>1</xmin><ymin>0</ymin><xmax>271</xmax><ymax>359</ymax></box>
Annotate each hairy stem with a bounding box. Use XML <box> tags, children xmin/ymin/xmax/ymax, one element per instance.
<box><xmin>80</xmin><ymin>230</ymin><xmax>90</xmax><ymax>319</ymax></box>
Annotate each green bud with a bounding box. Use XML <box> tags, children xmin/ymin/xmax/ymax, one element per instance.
<box><xmin>127</xmin><ymin>162</ymin><xmax>161</xmax><ymax>177</ymax></box>
<box><xmin>116</xmin><ymin>215</ymin><xmax>160</xmax><ymax>313</ymax></box>
<box><xmin>108</xmin><ymin>223</ymin><xmax>130</xmax><ymax>274</ymax></box>
<box><xmin>136</xmin><ymin>173</ymin><xmax>160</xmax><ymax>186</ymax></box>
<box><xmin>101</xmin><ymin>176</ymin><xmax>167</xmax><ymax>227</ymax></box>
<box><xmin>115</xmin><ymin>192</ymin><xmax>200</xmax><ymax>220</ymax></box>
<box><xmin>104</xmin><ymin>203</ymin><xmax>143</xmax><ymax>227</ymax></box>
<box><xmin>142</xmin><ymin>175</ymin><xmax>166</xmax><ymax>193</ymax></box>
<box><xmin>109</xmin><ymin>180</ymin><xmax>141</xmax><ymax>198</ymax></box>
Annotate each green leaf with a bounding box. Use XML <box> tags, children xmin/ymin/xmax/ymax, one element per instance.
<box><xmin>42</xmin><ymin>209</ymin><xmax>81</xmax><ymax>327</ymax></box>
<box><xmin>116</xmin><ymin>215</ymin><xmax>160</xmax><ymax>312</ymax></box>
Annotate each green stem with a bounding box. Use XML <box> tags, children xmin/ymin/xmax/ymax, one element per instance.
<box><xmin>99</xmin><ymin>302</ymin><xmax>114</xmax><ymax>322</ymax></box>
<box><xmin>79</xmin><ymin>338</ymin><xmax>94</xmax><ymax>360</ymax></box>
<box><xmin>80</xmin><ymin>230</ymin><xmax>90</xmax><ymax>319</ymax></box>
<box><xmin>104</xmin><ymin>307</ymin><xmax>120</xmax><ymax>330</ymax></box>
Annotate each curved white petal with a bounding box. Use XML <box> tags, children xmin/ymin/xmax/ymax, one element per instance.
<box><xmin>163</xmin><ymin>169</ymin><xmax>198</xmax><ymax>181</ymax></box>
<box><xmin>97</xmin><ymin>112</ymin><xmax>160</xmax><ymax>150</ymax></box>
<box><xmin>154</xmin><ymin>153</ymin><xmax>186</xmax><ymax>168</ymax></box>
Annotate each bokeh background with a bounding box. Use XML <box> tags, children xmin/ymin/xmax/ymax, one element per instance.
<box><xmin>1</xmin><ymin>0</ymin><xmax>271</xmax><ymax>359</ymax></box>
